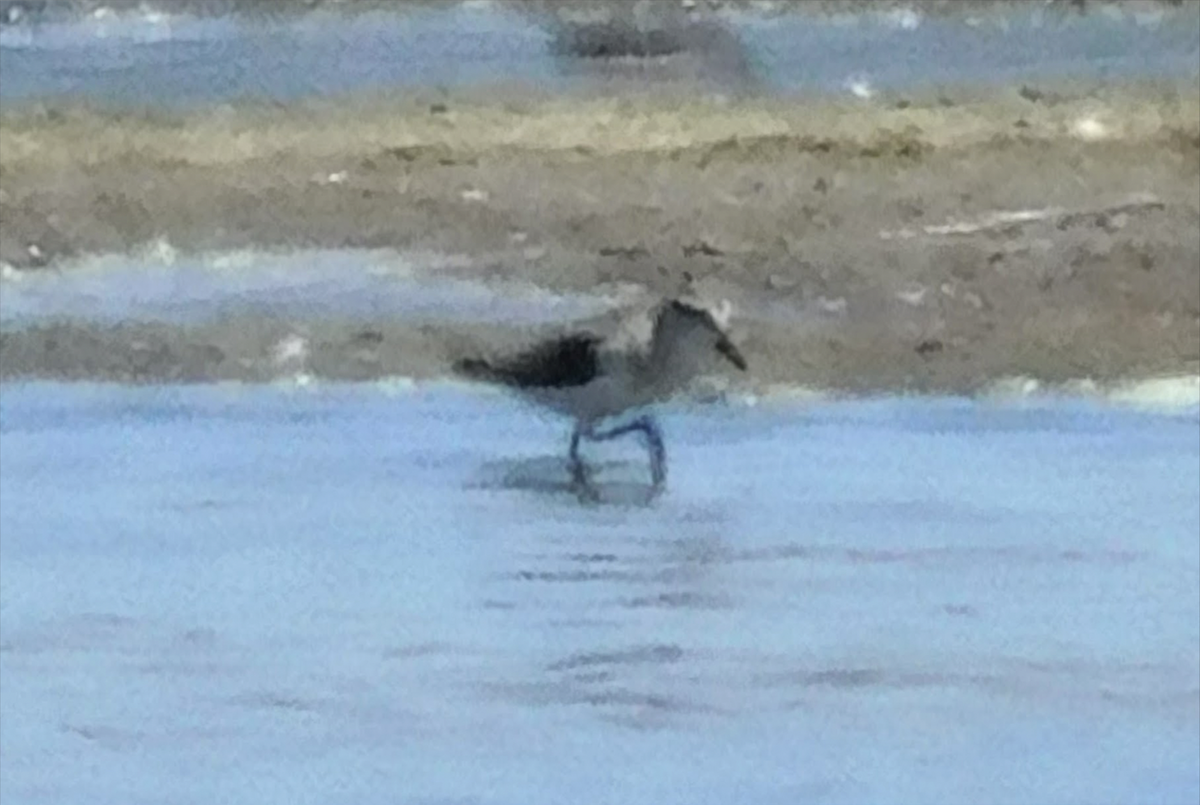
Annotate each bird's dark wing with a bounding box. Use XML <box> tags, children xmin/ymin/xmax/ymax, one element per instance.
<box><xmin>453</xmin><ymin>332</ymin><xmax>602</xmax><ymax>389</ymax></box>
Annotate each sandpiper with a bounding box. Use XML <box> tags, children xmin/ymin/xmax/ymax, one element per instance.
<box><xmin>453</xmin><ymin>297</ymin><xmax>748</xmax><ymax>495</ymax></box>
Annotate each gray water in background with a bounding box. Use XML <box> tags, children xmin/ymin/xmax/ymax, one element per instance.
<box><xmin>0</xmin><ymin>383</ymin><xmax>1197</xmax><ymax>804</ymax></box>
<box><xmin>1</xmin><ymin>3</ymin><xmax>1197</xmax><ymax>108</ymax></box>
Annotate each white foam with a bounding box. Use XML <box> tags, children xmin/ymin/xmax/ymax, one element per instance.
<box><xmin>844</xmin><ymin>74</ymin><xmax>875</xmax><ymax>100</ymax></box>
<box><xmin>744</xmin><ymin>384</ymin><xmax>831</xmax><ymax>407</ymax></box>
<box><xmin>270</xmin><ymin>334</ymin><xmax>310</xmax><ymax>367</ymax></box>
<box><xmin>881</xmin><ymin>8</ymin><xmax>922</xmax><ymax>30</ymax></box>
<box><xmin>1107</xmin><ymin>375</ymin><xmax>1200</xmax><ymax>412</ymax></box>
<box><xmin>980</xmin><ymin>374</ymin><xmax>1200</xmax><ymax>414</ymax></box>
<box><xmin>1071</xmin><ymin>114</ymin><xmax>1112</xmax><ymax>142</ymax></box>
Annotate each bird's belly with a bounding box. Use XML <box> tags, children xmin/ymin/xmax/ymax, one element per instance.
<box><xmin>526</xmin><ymin>375</ymin><xmax>653</xmax><ymax>422</ymax></box>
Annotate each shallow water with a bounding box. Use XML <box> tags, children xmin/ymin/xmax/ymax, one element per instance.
<box><xmin>1</xmin><ymin>382</ymin><xmax>1197</xmax><ymax>804</ymax></box>
<box><xmin>1</xmin><ymin>4</ymin><xmax>1197</xmax><ymax>108</ymax></box>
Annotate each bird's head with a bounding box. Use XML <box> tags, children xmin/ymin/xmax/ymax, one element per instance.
<box><xmin>653</xmin><ymin>297</ymin><xmax>747</xmax><ymax>371</ymax></box>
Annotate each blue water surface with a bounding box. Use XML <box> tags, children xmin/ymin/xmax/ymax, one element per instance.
<box><xmin>1</xmin><ymin>382</ymin><xmax>1197</xmax><ymax>804</ymax></box>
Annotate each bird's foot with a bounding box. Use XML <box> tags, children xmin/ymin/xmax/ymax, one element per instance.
<box><xmin>570</xmin><ymin>474</ymin><xmax>600</xmax><ymax>503</ymax></box>
<box><xmin>649</xmin><ymin>461</ymin><xmax>666</xmax><ymax>491</ymax></box>
<box><xmin>568</xmin><ymin>457</ymin><xmax>600</xmax><ymax>502</ymax></box>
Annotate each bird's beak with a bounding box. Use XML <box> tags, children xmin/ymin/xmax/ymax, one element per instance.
<box><xmin>717</xmin><ymin>336</ymin><xmax>748</xmax><ymax>371</ymax></box>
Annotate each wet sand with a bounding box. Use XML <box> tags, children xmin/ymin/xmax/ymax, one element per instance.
<box><xmin>2</xmin><ymin>83</ymin><xmax>1198</xmax><ymax>391</ymax></box>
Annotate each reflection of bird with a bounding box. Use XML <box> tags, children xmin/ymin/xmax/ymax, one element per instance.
<box><xmin>454</xmin><ymin>297</ymin><xmax>748</xmax><ymax>496</ymax></box>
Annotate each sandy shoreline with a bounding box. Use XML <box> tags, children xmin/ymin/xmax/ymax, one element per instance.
<box><xmin>2</xmin><ymin>84</ymin><xmax>1198</xmax><ymax>391</ymax></box>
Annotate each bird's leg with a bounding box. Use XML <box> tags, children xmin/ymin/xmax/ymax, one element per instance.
<box><xmin>591</xmin><ymin>415</ymin><xmax>667</xmax><ymax>488</ymax></box>
<box><xmin>568</xmin><ymin>421</ymin><xmax>594</xmax><ymax>490</ymax></box>
<box><xmin>642</xmin><ymin>417</ymin><xmax>667</xmax><ymax>489</ymax></box>
<box><xmin>590</xmin><ymin>419</ymin><xmax>645</xmax><ymax>441</ymax></box>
